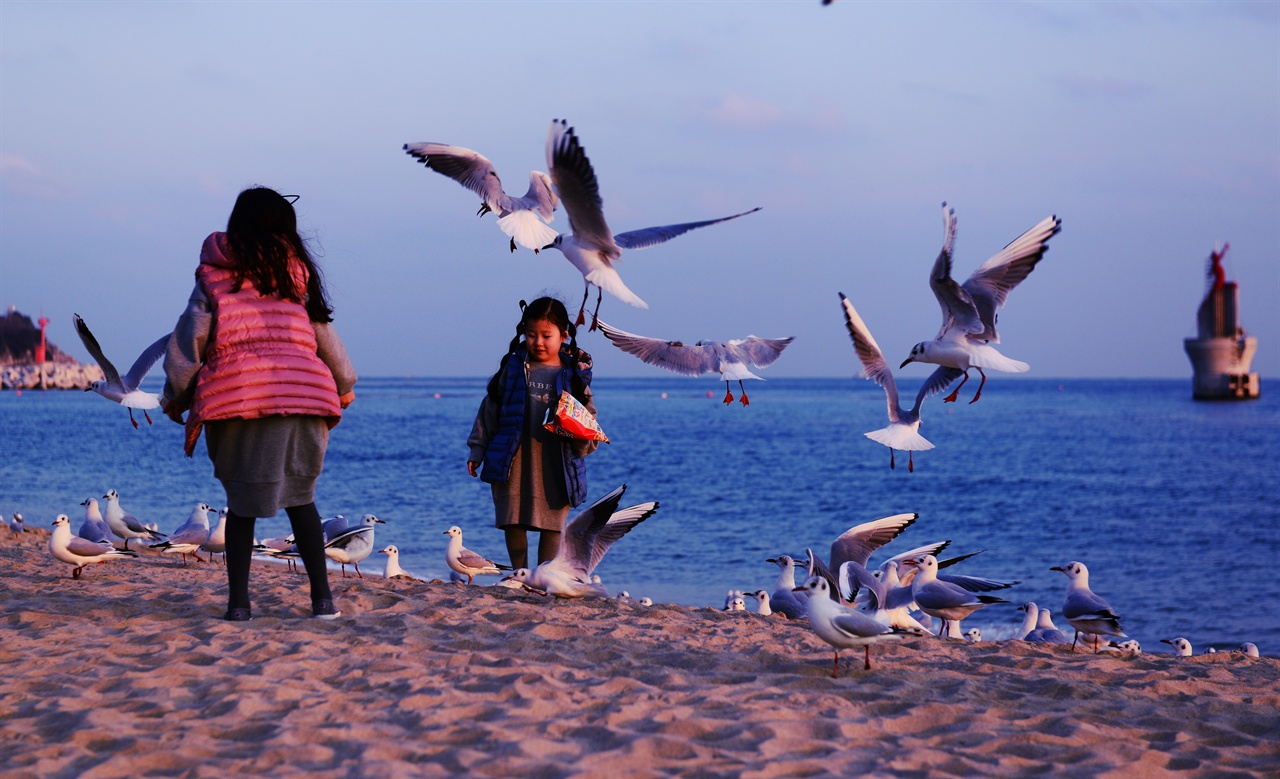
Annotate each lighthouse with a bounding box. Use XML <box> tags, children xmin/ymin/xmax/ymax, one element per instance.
<box><xmin>1183</xmin><ymin>244</ymin><xmax>1260</xmax><ymax>400</ymax></box>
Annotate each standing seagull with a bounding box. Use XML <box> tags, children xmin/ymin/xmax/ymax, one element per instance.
<box><xmin>102</xmin><ymin>489</ymin><xmax>166</xmax><ymax>550</ymax></box>
<box><xmin>8</xmin><ymin>512</ymin><xmax>24</xmax><ymax>533</ymax></box>
<box><xmin>839</xmin><ymin>292</ymin><xmax>961</xmax><ymax>472</ymax></box>
<box><xmin>149</xmin><ymin>503</ymin><xmax>213</xmax><ymax>565</ymax></box>
<box><xmin>900</xmin><ymin>204</ymin><xmax>1061</xmax><ymax>403</ymax></box>
<box><xmin>323</xmin><ymin>514</ymin><xmax>386</xmax><ymax>578</ymax></box>
<box><xmin>49</xmin><ymin>515</ymin><xmax>138</xmax><ymax>578</ymax></box>
<box><xmin>201</xmin><ymin>507</ymin><xmax>228</xmax><ymax>563</ymax></box>
<box><xmin>73</xmin><ymin>315</ymin><xmax>170</xmax><ymax>428</ymax></box>
<box><xmin>1051</xmin><ymin>561</ymin><xmax>1126</xmax><ymax>653</ymax></box>
<box><xmin>443</xmin><ymin>525</ymin><xmax>510</xmax><ymax>585</ymax></box>
<box><xmin>909</xmin><ymin>555</ymin><xmax>1008</xmax><ymax>636</ymax></box>
<box><xmin>78</xmin><ymin>498</ymin><xmax>115</xmax><ymax>546</ymax></box>
<box><xmin>793</xmin><ymin>576</ymin><xmax>914</xmax><ymax>674</ymax></box>
<box><xmin>403</xmin><ymin>141</ymin><xmax>559</xmax><ymax>253</ymax></box>
<box><xmin>596</xmin><ymin>320</ymin><xmax>792</xmax><ymax>406</ymax></box>
<box><xmin>379</xmin><ymin>545</ymin><xmax>423</xmax><ymax>582</ymax></box>
<box><xmin>542</xmin><ymin>119</ymin><xmax>761</xmax><ymax>329</ymax></box>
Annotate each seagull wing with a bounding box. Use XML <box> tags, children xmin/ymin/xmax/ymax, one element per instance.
<box><xmin>928</xmin><ymin>203</ymin><xmax>985</xmax><ymax>341</ymax></box>
<box><xmin>838</xmin><ymin>293</ymin><xmax>902</xmax><ymax>423</ymax></box>
<box><xmin>586</xmin><ymin>501</ymin><xmax>659</xmax><ymax>575</ymax></box>
<box><xmin>73</xmin><ymin>315</ymin><xmax>122</xmax><ymax>387</ymax></box>
<box><xmin>909</xmin><ymin>366</ymin><xmax>965</xmax><ymax>413</ymax></box>
<box><xmin>403</xmin><ymin>143</ymin><xmax>511</xmax><ymax>213</ymax></box>
<box><xmin>961</xmin><ymin>214</ymin><xmax>1061</xmax><ymax>342</ymax></box>
<box><xmin>726</xmin><ymin>335</ymin><xmax>794</xmax><ymax>369</ymax></box>
<box><xmin>595</xmin><ymin>320</ymin><xmax>716</xmax><ymax>376</ymax></box>
<box><xmin>829</xmin><ymin>513</ymin><xmax>919</xmax><ymax>572</ymax></box>
<box><xmin>830</xmin><ymin>610</ymin><xmax>893</xmax><ymax>639</ymax></box>
<box><xmin>557</xmin><ymin>484</ymin><xmax>628</xmax><ymax>577</ymax></box>
<box><xmin>65</xmin><ymin>536</ymin><xmax>114</xmax><ymax>556</ymax></box>
<box><xmin>547</xmin><ymin>120</ymin><xmax>619</xmax><ymax>257</ymax></box>
<box><xmin>937</xmin><ymin>572</ymin><xmax>1020</xmax><ymax>592</ymax></box>
<box><xmin>121</xmin><ymin>333</ymin><xmax>170</xmax><ymax>392</ymax></box>
<box><xmin>457</xmin><ymin>547</ymin><xmax>498</xmax><ymax>570</ymax></box>
<box><xmin>882</xmin><ymin>540</ymin><xmax>953</xmax><ymax>570</ymax></box>
<box><xmin>613</xmin><ymin>207</ymin><xmax>762</xmax><ymax>251</ymax></box>
<box><xmin>325</xmin><ymin>526</ymin><xmax>372</xmax><ymax>550</ymax></box>
<box><xmin>838</xmin><ymin>560</ymin><xmax>884</xmax><ymax>607</ymax></box>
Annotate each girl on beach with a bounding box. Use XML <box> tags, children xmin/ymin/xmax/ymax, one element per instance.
<box><xmin>467</xmin><ymin>297</ymin><xmax>598</xmax><ymax>569</ymax></box>
<box><xmin>161</xmin><ymin>187</ymin><xmax>357</xmax><ymax>622</ymax></box>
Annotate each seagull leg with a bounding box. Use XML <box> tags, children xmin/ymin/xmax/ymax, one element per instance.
<box><xmin>143</xmin><ymin>409</ymin><xmax>154</xmax><ymax>425</ymax></box>
<box><xmin>739</xmin><ymin>380</ymin><xmax>749</xmax><ymax>406</ymax></box>
<box><xmin>355</xmin><ymin>562</ymin><xmax>363</xmax><ymax>579</ymax></box>
<box><xmin>590</xmin><ymin>287</ymin><xmax>603</xmax><ymax>331</ymax></box>
<box><xmin>129</xmin><ymin>409</ymin><xmax>140</xmax><ymax>429</ymax></box>
<box><xmin>943</xmin><ymin>371</ymin><xmax>970</xmax><ymax>403</ymax></box>
<box><xmin>576</xmin><ymin>286</ymin><xmax>589</xmax><ymax>327</ymax></box>
<box><xmin>73</xmin><ymin>565</ymin><xmax>84</xmax><ymax>579</ymax></box>
<box><xmin>865</xmin><ymin>646</ymin><xmax>872</xmax><ymax>671</ymax></box>
<box><xmin>908</xmin><ymin>451</ymin><xmax>914</xmax><ymax>473</ymax></box>
<box><xmin>889</xmin><ymin>450</ymin><xmax>896</xmax><ymax>470</ymax></box>
<box><xmin>832</xmin><ymin>650</ymin><xmax>840</xmax><ymax>679</ymax></box>
<box><xmin>193</xmin><ymin>551</ymin><xmax>206</xmax><ymax>563</ymax></box>
<box><xmin>466</xmin><ymin>574</ymin><xmax>474</xmax><ymax>586</ymax></box>
<box><xmin>968</xmin><ymin>369</ymin><xmax>988</xmax><ymax>404</ymax></box>
<box><xmin>723</xmin><ymin>382</ymin><xmax>733</xmax><ymax>404</ymax></box>
<box><xmin>1071</xmin><ymin>630</ymin><xmax>1079</xmax><ymax>652</ymax></box>
<box><xmin>477</xmin><ymin>202</ymin><xmax>491</xmax><ymax>217</ymax></box>
<box><xmin>509</xmin><ymin>237</ymin><xmax>517</xmax><ymax>253</ymax></box>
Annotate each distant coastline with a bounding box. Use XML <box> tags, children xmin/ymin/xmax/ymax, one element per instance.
<box><xmin>0</xmin><ymin>307</ymin><xmax>103</xmax><ymax>390</ymax></box>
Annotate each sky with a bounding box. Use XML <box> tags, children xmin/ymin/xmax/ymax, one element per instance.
<box><xmin>2</xmin><ymin>1</ymin><xmax>1277</xmax><ymax>381</ymax></box>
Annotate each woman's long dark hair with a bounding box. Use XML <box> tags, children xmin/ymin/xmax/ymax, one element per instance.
<box><xmin>225</xmin><ymin>187</ymin><xmax>333</xmax><ymax>323</ymax></box>
<box><xmin>485</xmin><ymin>297</ymin><xmax>589</xmax><ymax>403</ymax></box>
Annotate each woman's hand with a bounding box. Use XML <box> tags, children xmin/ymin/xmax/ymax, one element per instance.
<box><xmin>467</xmin><ymin>461</ymin><xmax>479</xmax><ymax>478</ymax></box>
<box><xmin>339</xmin><ymin>390</ymin><xmax>356</xmax><ymax>409</ymax></box>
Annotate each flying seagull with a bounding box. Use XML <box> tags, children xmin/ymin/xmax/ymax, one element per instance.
<box><xmin>73</xmin><ymin>314</ymin><xmax>170</xmax><ymax>428</ymax></box>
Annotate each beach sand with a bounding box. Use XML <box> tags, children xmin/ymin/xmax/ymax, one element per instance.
<box><xmin>4</xmin><ymin>527</ymin><xmax>1277</xmax><ymax>778</ymax></box>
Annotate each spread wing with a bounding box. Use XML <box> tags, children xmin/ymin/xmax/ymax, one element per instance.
<box><xmin>962</xmin><ymin>214</ymin><xmax>1061</xmax><ymax>342</ymax></box>
<box><xmin>929</xmin><ymin>203</ymin><xmax>984</xmax><ymax>341</ymax></box>
<box><xmin>558</xmin><ymin>484</ymin><xmax>628</xmax><ymax>576</ymax></box>
<box><xmin>838</xmin><ymin>293</ymin><xmax>902</xmax><ymax>422</ymax></box>
<box><xmin>586</xmin><ymin>501</ymin><xmax>659</xmax><ymax>575</ymax></box>
<box><xmin>613</xmin><ymin>207</ymin><xmax>762</xmax><ymax>251</ymax></box>
<box><xmin>829</xmin><ymin>513</ymin><xmax>919</xmax><ymax>572</ymax></box>
<box><xmin>403</xmin><ymin>142</ymin><xmax>510</xmax><ymax>212</ymax></box>
<box><xmin>122</xmin><ymin>333</ymin><xmax>170</xmax><ymax>392</ymax></box>
<box><xmin>547</xmin><ymin>119</ymin><xmax>619</xmax><ymax>257</ymax></box>
<box><xmin>73</xmin><ymin>315</ymin><xmax>121</xmax><ymax>387</ymax></box>
<box><xmin>910</xmin><ymin>366</ymin><xmax>964</xmax><ymax>412</ymax></box>
<box><xmin>595</xmin><ymin>320</ymin><xmax>717</xmax><ymax>376</ymax></box>
<box><xmin>726</xmin><ymin>335</ymin><xmax>793</xmax><ymax>369</ymax></box>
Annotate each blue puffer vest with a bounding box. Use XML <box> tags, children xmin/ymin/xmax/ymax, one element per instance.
<box><xmin>480</xmin><ymin>346</ymin><xmax>591</xmax><ymax>507</ymax></box>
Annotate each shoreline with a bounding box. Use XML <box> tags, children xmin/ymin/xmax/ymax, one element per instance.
<box><xmin>3</xmin><ymin>527</ymin><xmax>1278</xmax><ymax>777</ymax></box>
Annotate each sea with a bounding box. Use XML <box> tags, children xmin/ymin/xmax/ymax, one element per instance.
<box><xmin>3</xmin><ymin>376</ymin><xmax>1277</xmax><ymax>654</ymax></box>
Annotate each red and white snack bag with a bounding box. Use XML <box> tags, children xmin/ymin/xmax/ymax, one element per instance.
<box><xmin>543</xmin><ymin>392</ymin><xmax>609</xmax><ymax>443</ymax></box>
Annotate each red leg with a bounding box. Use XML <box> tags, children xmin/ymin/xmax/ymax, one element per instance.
<box><xmin>143</xmin><ymin>409</ymin><xmax>154</xmax><ymax>425</ymax></box>
<box><xmin>723</xmin><ymin>382</ymin><xmax>733</xmax><ymax>404</ymax></box>
<box><xmin>589</xmin><ymin>288</ymin><xmax>603</xmax><ymax>332</ymax></box>
<box><xmin>908</xmin><ymin>451</ymin><xmax>915</xmax><ymax>473</ymax></box>
<box><xmin>129</xmin><ymin>409</ymin><xmax>139</xmax><ymax>429</ymax></box>
<box><xmin>968</xmin><ymin>369</ymin><xmax>988</xmax><ymax>404</ymax></box>
<box><xmin>864</xmin><ymin>645</ymin><xmax>872</xmax><ymax>670</ymax></box>
<box><xmin>889</xmin><ymin>450</ymin><xmax>896</xmax><ymax>470</ymax></box>
<box><xmin>576</xmin><ymin>286</ymin><xmax>589</xmax><ymax>327</ymax></box>
<box><xmin>355</xmin><ymin>562</ymin><xmax>363</xmax><ymax>579</ymax></box>
<box><xmin>943</xmin><ymin>371</ymin><xmax>970</xmax><ymax>403</ymax></box>
<box><xmin>739</xmin><ymin>380</ymin><xmax>749</xmax><ymax>406</ymax></box>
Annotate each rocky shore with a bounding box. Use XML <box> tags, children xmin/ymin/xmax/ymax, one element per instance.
<box><xmin>0</xmin><ymin>307</ymin><xmax>103</xmax><ymax>390</ymax></box>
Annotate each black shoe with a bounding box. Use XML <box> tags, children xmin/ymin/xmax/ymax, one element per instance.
<box><xmin>312</xmin><ymin>599</ymin><xmax>341</xmax><ymax>620</ymax></box>
<box><xmin>224</xmin><ymin>607</ymin><xmax>252</xmax><ymax>622</ymax></box>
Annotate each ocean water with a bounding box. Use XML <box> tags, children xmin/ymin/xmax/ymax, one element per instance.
<box><xmin>3</xmin><ymin>376</ymin><xmax>1278</xmax><ymax>653</ymax></box>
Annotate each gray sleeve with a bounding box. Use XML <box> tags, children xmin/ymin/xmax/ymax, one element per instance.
<box><xmin>466</xmin><ymin>393</ymin><xmax>498</xmax><ymax>463</ymax></box>
<box><xmin>314</xmin><ymin>321</ymin><xmax>357</xmax><ymax>395</ymax></box>
<box><xmin>161</xmin><ymin>284</ymin><xmax>211</xmax><ymax>407</ymax></box>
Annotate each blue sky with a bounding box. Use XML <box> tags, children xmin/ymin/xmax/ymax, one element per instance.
<box><xmin>3</xmin><ymin>1</ymin><xmax>1277</xmax><ymax>381</ymax></box>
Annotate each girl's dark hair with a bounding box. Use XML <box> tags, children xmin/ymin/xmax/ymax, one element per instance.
<box><xmin>225</xmin><ymin>187</ymin><xmax>333</xmax><ymax>323</ymax></box>
<box><xmin>485</xmin><ymin>297</ymin><xmax>589</xmax><ymax>403</ymax></box>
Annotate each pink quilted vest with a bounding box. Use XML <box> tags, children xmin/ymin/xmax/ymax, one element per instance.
<box><xmin>184</xmin><ymin>232</ymin><xmax>341</xmax><ymax>455</ymax></box>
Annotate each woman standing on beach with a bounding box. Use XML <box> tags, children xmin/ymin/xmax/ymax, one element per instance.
<box><xmin>161</xmin><ymin>187</ymin><xmax>357</xmax><ymax>622</ymax></box>
<box><xmin>467</xmin><ymin>297</ymin><xmax>598</xmax><ymax>569</ymax></box>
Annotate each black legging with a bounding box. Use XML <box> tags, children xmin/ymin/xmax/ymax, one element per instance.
<box><xmin>224</xmin><ymin>503</ymin><xmax>333</xmax><ymax>610</ymax></box>
<box><xmin>503</xmin><ymin>527</ymin><xmax>560</xmax><ymax>570</ymax></box>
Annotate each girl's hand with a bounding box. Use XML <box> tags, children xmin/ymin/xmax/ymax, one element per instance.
<box><xmin>161</xmin><ymin>398</ymin><xmax>186</xmax><ymax>424</ymax></box>
<box><xmin>467</xmin><ymin>461</ymin><xmax>479</xmax><ymax>478</ymax></box>
<box><xmin>339</xmin><ymin>390</ymin><xmax>356</xmax><ymax>409</ymax></box>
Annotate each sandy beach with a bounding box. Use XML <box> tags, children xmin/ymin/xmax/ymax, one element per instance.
<box><xmin>3</xmin><ymin>526</ymin><xmax>1277</xmax><ymax>778</ymax></box>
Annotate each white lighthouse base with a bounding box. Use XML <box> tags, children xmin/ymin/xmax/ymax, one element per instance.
<box><xmin>1183</xmin><ymin>337</ymin><xmax>1260</xmax><ymax>400</ymax></box>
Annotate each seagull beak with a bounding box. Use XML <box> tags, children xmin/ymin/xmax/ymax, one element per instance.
<box><xmin>899</xmin><ymin>357</ymin><xmax>913</xmax><ymax>369</ymax></box>
<box><xmin>541</xmin><ymin>242</ymin><xmax>555</xmax><ymax>251</ymax></box>
<box><xmin>1050</xmin><ymin>566</ymin><xmax>1065</xmax><ymax>572</ymax></box>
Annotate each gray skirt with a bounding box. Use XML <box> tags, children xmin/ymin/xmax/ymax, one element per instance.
<box><xmin>205</xmin><ymin>416</ymin><xmax>329</xmax><ymax>518</ymax></box>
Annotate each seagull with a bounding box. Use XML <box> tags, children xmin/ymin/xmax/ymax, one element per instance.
<box><xmin>724</xmin><ymin>593</ymin><xmax>747</xmax><ymax>612</ymax></box>
<box><xmin>49</xmin><ymin>514</ymin><xmax>137</xmax><ymax>578</ymax></box>
<box><xmin>1025</xmin><ymin>608</ymin><xmax>1070</xmax><ymax>645</ymax></box>
<box><xmin>320</xmin><ymin>514</ymin><xmax>349</xmax><ymax>542</ymax></box>
<box><xmin>1051</xmin><ymin>561</ymin><xmax>1126</xmax><ymax>652</ymax></box>
<box><xmin>504</xmin><ymin>484</ymin><xmax>658</xmax><ymax>598</ymax></box>
<box><xmin>78</xmin><ymin>498</ymin><xmax>115</xmax><ymax>546</ymax></box>
<box><xmin>323</xmin><ymin>514</ymin><xmax>385</xmax><ymax>578</ymax></box>
<box><xmin>1162</xmin><ymin>637</ymin><xmax>1193</xmax><ymax>657</ymax></box>
<box><xmin>1016</xmin><ymin>602</ymin><xmax>1039</xmax><ymax>640</ymax></box>
<box><xmin>542</xmin><ymin>119</ymin><xmax>761</xmax><ymax>329</ymax></box>
<box><xmin>150</xmin><ymin>503</ymin><xmax>212</xmax><ymax>564</ymax></box>
<box><xmin>745</xmin><ymin>590</ymin><xmax>773</xmax><ymax>616</ymax></box>
<box><xmin>443</xmin><ymin>526</ymin><xmax>510</xmax><ymax>585</ymax></box>
<box><xmin>793</xmin><ymin>576</ymin><xmax>916</xmax><ymax>674</ymax></box>
<box><xmin>72</xmin><ymin>314</ymin><xmax>170</xmax><ymax>428</ymax></box>
<box><xmin>899</xmin><ymin>203</ymin><xmax>1061</xmax><ymax>403</ymax></box>
<box><xmin>909</xmin><ymin>555</ymin><xmax>1008</xmax><ymax>636</ymax></box>
<box><xmin>8</xmin><ymin>512</ymin><xmax>24</xmax><ymax>533</ymax></box>
<box><xmin>1239</xmin><ymin>642</ymin><xmax>1260</xmax><ymax>658</ymax></box>
<box><xmin>807</xmin><ymin>512</ymin><xmax>920</xmax><ymax>602</ymax></box>
<box><xmin>403</xmin><ymin>141</ymin><xmax>559</xmax><ymax>253</ymax></box>
<box><xmin>201</xmin><ymin>507</ymin><xmax>228</xmax><ymax>563</ymax></box>
<box><xmin>1111</xmin><ymin>639</ymin><xmax>1142</xmax><ymax>655</ymax></box>
<box><xmin>964</xmin><ymin>627</ymin><xmax>982</xmax><ymax>643</ymax></box>
<box><xmin>595</xmin><ymin>320</ymin><xmax>792</xmax><ymax>406</ymax></box>
<box><xmin>765</xmin><ymin>555</ymin><xmax>807</xmax><ymax>619</ymax></box>
<box><xmin>839</xmin><ymin>292</ymin><xmax>961</xmax><ymax>472</ymax></box>
<box><xmin>102</xmin><ymin>489</ymin><xmax>166</xmax><ymax>550</ymax></box>
<box><xmin>379</xmin><ymin>545</ymin><xmax>423</xmax><ymax>581</ymax></box>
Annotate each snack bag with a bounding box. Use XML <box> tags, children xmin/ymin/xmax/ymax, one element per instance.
<box><xmin>543</xmin><ymin>392</ymin><xmax>609</xmax><ymax>443</ymax></box>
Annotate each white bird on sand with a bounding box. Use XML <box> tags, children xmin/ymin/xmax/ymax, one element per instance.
<box><xmin>443</xmin><ymin>526</ymin><xmax>510</xmax><ymax>585</ymax></box>
<box><xmin>324</xmin><ymin>514</ymin><xmax>385</xmax><ymax>578</ymax></box>
<box><xmin>596</xmin><ymin>320</ymin><xmax>792</xmax><ymax>406</ymax></box>
<box><xmin>899</xmin><ymin>204</ymin><xmax>1061</xmax><ymax>403</ymax></box>
<box><xmin>78</xmin><ymin>498</ymin><xmax>114</xmax><ymax>546</ymax></box>
<box><xmin>1025</xmin><ymin>607</ymin><xmax>1070</xmax><ymax>645</ymax></box>
<box><xmin>542</xmin><ymin>119</ymin><xmax>761</xmax><ymax>329</ymax></box>
<box><xmin>965</xmin><ymin>627</ymin><xmax>982</xmax><ymax>643</ymax></box>
<box><xmin>639</xmin><ymin>596</ymin><xmax>653</xmax><ymax>607</ymax></box>
<box><xmin>1162</xmin><ymin>637</ymin><xmax>1193</xmax><ymax>657</ymax></box>
<box><xmin>746</xmin><ymin>590</ymin><xmax>773</xmax><ymax>616</ymax></box>
<box><xmin>1239</xmin><ymin>643</ymin><xmax>1260</xmax><ymax>658</ymax></box>
<box><xmin>725</xmin><ymin>594</ymin><xmax>747</xmax><ymax>612</ymax></box>
<box><xmin>505</xmin><ymin>484</ymin><xmax>658</xmax><ymax>598</ymax></box>
<box><xmin>201</xmin><ymin>507</ymin><xmax>228</xmax><ymax>562</ymax></box>
<box><xmin>1016</xmin><ymin>602</ymin><xmax>1039</xmax><ymax>640</ymax></box>
<box><xmin>72</xmin><ymin>314</ymin><xmax>170</xmax><ymax>428</ymax></box>
<box><xmin>9</xmin><ymin>512</ymin><xmax>25</xmax><ymax>533</ymax></box>
<box><xmin>150</xmin><ymin>503</ymin><xmax>212</xmax><ymax>564</ymax></box>
<box><xmin>1051</xmin><ymin>561</ymin><xmax>1126</xmax><ymax>653</ymax></box>
<box><xmin>839</xmin><ymin>292</ymin><xmax>962</xmax><ymax>472</ymax></box>
<box><xmin>793</xmin><ymin>576</ymin><xmax>917</xmax><ymax>675</ymax></box>
<box><xmin>910</xmin><ymin>555</ymin><xmax>1008</xmax><ymax>636</ymax></box>
<box><xmin>403</xmin><ymin>141</ymin><xmax>559</xmax><ymax>253</ymax></box>
<box><xmin>49</xmin><ymin>514</ymin><xmax>138</xmax><ymax>578</ymax></box>
<box><xmin>102</xmin><ymin>489</ymin><xmax>166</xmax><ymax>550</ymax></box>
<box><xmin>379</xmin><ymin>545</ymin><xmax>423</xmax><ymax>581</ymax></box>
<box><xmin>765</xmin><ymin>555</ymin><xmax>807</xmax><ymax>619</ymax></box>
